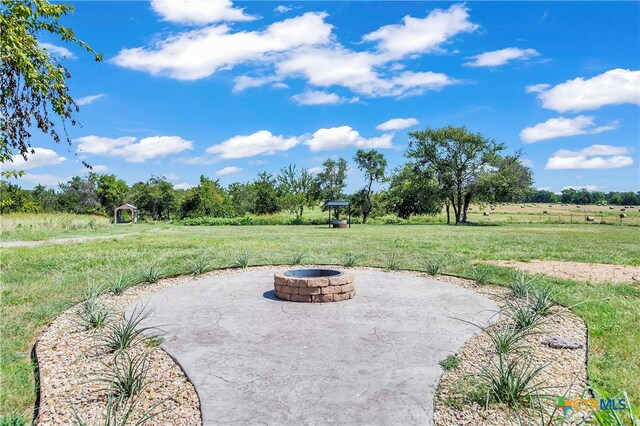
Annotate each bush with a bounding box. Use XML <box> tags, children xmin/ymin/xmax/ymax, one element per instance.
<box><xmin>97</xmin><ymin>306</ymin><xmax>159</xmax><ymax>353</ymax></box>
<box><xmin>478</xmin><ymin>354</ymin><xmax>547</xmax><ymax>408</ymax></box>
<box><xmin>439</xmin><ymin>355</ymin><xmax>461</xmax><ymax>371</ymax></box>
<box><xmin>99</xmin><ymin>351</ymin><xmax>150</xmax><ymax>402</ymax></box>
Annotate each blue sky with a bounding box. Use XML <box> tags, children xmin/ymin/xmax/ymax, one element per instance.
<box><xmin>10</xmin><ymin>0</ymin><xmax>640</xmax><ymax>193</ymax></box>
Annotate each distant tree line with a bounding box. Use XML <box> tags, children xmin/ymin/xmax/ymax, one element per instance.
<box><xmin>525</xmin><ymin>188</ymin><xmax>640</xmax><ymax>206</ymax></box>
<box><xmin>5</xmin><ymin>126</ymin><xmax>633</xmax><ymax>224</ymax></box>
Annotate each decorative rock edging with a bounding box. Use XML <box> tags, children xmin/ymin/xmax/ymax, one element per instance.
<box><xmin>274</xmin><ymin>270</ymin><xmax>355</xmax><ymax>302</ymax></box>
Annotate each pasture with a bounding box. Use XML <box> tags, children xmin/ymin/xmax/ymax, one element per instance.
<box><xmin>1</xmin><ymin>214</ymin><xmax>639</xmax><ymax>421</ymax></box>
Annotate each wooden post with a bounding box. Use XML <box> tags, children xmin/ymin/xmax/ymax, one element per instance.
<box><xmin>114</xmin><ymin>208</ymin><xmax>118</xmax><ymax>224</ymax></box>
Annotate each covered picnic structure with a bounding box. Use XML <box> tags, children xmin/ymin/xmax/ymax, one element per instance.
<box><xmin>114</xmin><ymin>204</ymin><xmax>138</xmax><ymax>224</ymax></box>
<box><xmin>325</xmin><ymin>200</ymin><xmax>351</xmax><ymax>228</ymax></box>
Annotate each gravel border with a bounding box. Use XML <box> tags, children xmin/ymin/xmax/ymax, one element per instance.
<box><xmin>34</xmin><ymin>266</ymin><xmax>588</xmax><ymax>425</ymax></box>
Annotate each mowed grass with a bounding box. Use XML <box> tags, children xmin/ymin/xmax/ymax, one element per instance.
<box><xmin>1</xmin><ymin>223</ymin><xmax>639</xmax><ymax>419</ymax></box>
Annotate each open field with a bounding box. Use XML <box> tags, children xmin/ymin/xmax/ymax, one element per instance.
<box><xmin>1</xmin><ymin>217</ymin><xmax>639</xmax><ymax>421</ymax></box>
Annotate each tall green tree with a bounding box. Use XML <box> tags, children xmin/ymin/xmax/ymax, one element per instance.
<box><xmin>228</xmin><ymin>182</ymin><xmax>254</xmax><ymax>216</ymax></box>
<box><xmin>251</xmin><ymin>172</ymin><xmax>279</xmax><ymax>215</ymax></box>
<box><xmin>353</xmin><ymin>149</ymin><xmax>387</xmax><ymax>223</ymax></box>
<box><xmin>277</xmin><ymin>164</ymin><xmax>315</xmax><ymax>218</ymax></box>
<box><xmin>57</xmin><ymin>175</ymin><xmax>101</xmax><ymax>214</ymax></box>
<box><xmin>476</xmin><ymin>152</ymin><xmax>533</xmax><ymax>206</ymax></box>
<box><xmin>180</xmin><ymin>176</ymin><xmax>232</xmax><ymax>218</ymax></box>
<box><xmin>384</xmin><ymin>163</ymin><xmax>443</xmax><ymax>219</ymax></box>
<box><xmin>127</xmin><ymin>176</ymin><xmax>176</xmax><ymax>220</ymax></box>
<box><xmin>407</xmin><ymin>126</ymin><xmax>505</xmax><ymax>224</ymax></box>
<box><xmin>95</xmin><ymin>174</ymin><xmax>129</xmax><ymax>213</ymax></box>
<box><xmin>1</xmin><ymin>0</ymin><xmax>101</xmax><ymax>168</ymax></box>
<box><xmin>316</xmin><ymin>157</ymin><xmax>348</xmax><ymax>203</ymax></box>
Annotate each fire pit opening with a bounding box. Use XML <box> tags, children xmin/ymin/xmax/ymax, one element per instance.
<box><xmin>274</xmin><ymin>268</ymin><xmax>355</xmax><ymax>303</ymax></box>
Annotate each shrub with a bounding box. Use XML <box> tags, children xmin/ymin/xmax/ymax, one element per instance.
<box><xmin>507</xmin><ymin>299</ymin><xmax>543</xmax><ymax>331</ymax></box>
<box><xmin>509</xmin><ymin>271</ymin><xmax>533</xmax><ymax>299</ymax></box>
<box><xmin>78</xmin><ymin>287</ymin><xmax>111</xmax><ymax>329</ymax></box>
<box><xmin>99</xmin><ymin>351</ymin><xmax>150</xmax><ymax>402</ymax></box>
<box><xmin>424</xmin><ymin>256</ymin><xmax>446</xmax><ymax>276</ymax></box>
<box><xmin>233</xmin><ymin>252</ymin><xmax>250</xmax><ymax>268</ymax></box>
<box><xmin>486</xmin><ymin>325</ymin><xmax>530</xmax><ymax>355</ymax></box>
<box><xmin>97</xmin><ymin>306</ymin><xmax>159</xmax><ymax>353</ymax></box>
<box><xmin>531</xmin><ymin>286</ymin><xmax>555</xmax><ymax>317</ymax></box>
<box><xmin>140</xmin><ymin>265</ymin><xmax>162</xmax><ymax>284</ymax></box>
<box><xmin>188</xmin><ymin>255</ymin><xmax>210</xmax><ymax>276</ymax></box>
<box><xmin>385</xmin><ymin>252</ymin><xmax>400</xmax><ymax>271</ymax></box>
<box><xmin>470</xmin><ymin>264</ymin><xmax>491</xmax><ymax>285</ymax></box>
<box><xmin>439</xmin><ymin>355</ymin><xmax>461</xmax><ymax>371</ymax></box>
<box><xmin>290</xmin><ymin>251</ymin><xmax>306</xmax><ymax>265</ymax></box>
<box><xmin>478</xmin><ymin>354</ymin><xmax>547</xmax><ymax>408</ymax></box>
<box><xmin>343</xmin><ymin>252</ymin><xmax>358</xmax><ymax>267</ymax></box>
<box><xmin>109</xmin><ymin>273</ymin><xmax>132</xmax><ymax>296</ymax></box>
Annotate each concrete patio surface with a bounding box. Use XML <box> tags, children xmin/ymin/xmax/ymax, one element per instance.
<box><xmin>128</xmin><ymin>269</ymin><xmax>498</xmax><ymax>425</ymax></box>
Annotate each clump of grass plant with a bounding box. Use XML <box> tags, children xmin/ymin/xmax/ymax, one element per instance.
<box><xmin>99</xmin><ymin>351</ymin><xmax>150</xmax><ymax>402</ymax></box>
<box><xmin>470</xmin><ymin>264</ymin><xmax>492</xmax><ymax>285</ymax></box>
<box><xmin>234</xmin><ymin>252</ymin><xmax>250</xmax><ymax>269</ymax></box>
<box><xmin>486</xmin><ymin>325</ymin><xmax>531</xmax><ymax>355</ymax></box>
<box><xmin>78</xmin><ymin>286</ymin><xmax>111</xmax><ymax>330</ymax></box>
<box><xmin>140</xmin><ymin>265</ymin><xmax>163</xmax><ymax>284</ymax></box>
<box><xmin>97</xmin><ymin>306</ymin><xmax>159</xmax><ymax>353</ymax></box>
<box><xmin>531</xmin><ymin>286</ymin><xmax>556</xmax><ymax>317</ymax></box>
<box><xmin>478</xmin><ymin>354</ymin><xmax>547</xmax><ymax>409</ymax></box>
<box><xmin>385</xmin><ymin>252</ymin><xmax>400</xmax><ymax>271</ymax></box>
<box><xmin>424</xmin><ymin>255</ymin><xmax>446</xmax><ymax>276</ymax></box>
<box><xmin>109</xmin><ymin>273</ymin><xmax>132</xmax><ymax>296</ymax></box>
<box><xmin>188</xmin><ymin>255</ymin><xmax>210</xmax><ymax>276</ymax></box>
<box><xmin>439</xmin><ymin>355</ymin><xmax>461</xmax><ymax>371</ymax></box>
<box><xmin>510</xmin><ymin>271</ymin><xmax>534</xmax><ymax>299</ymax></box>
<box><xmin>507</xmin><ymin>299</ymin><xmax>544</xmax><ymax>331</ymax></box>
<box><xmin>72</xmin><ymin>393</ymin><xmax>161</xmax><ymax>426</ymax></box>
<box><xmin>290</xmin><ymin>251</ymin><xmax>306</xmax><ymax>265</ymax></box>
<box><xmin>342</xmin><ymin>252</ymin><xmax>358</xmax><ymax>267</ymax></box>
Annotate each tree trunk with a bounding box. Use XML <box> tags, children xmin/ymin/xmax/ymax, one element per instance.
<box><xmin>462</xmin><ymin>193</ymin><xmax>472</xmax><ymax>223</ymax></box>
<box><xmin>362</xmin><ymin>211</ymin><xmax>369</xmax><ymax>224</ymax></box>
<box><xmin>455</xmin><ymin>189</ymin><xmax>463</xmax><ymax>224</ymax></box>
<box><xmin>445</xmin><ymin>201</ymin><xmax>450</xmax><ymax>224</ymax></box>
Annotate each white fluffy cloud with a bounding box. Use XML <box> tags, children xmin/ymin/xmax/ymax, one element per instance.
<box><xmin>90</xmin><ymin>165</ymin><xmax>109</xmax><ymax>172</ymax></box>
<box><xmin>546</xmin><ymin>145</ymin><xmax>634</xmax><ymax>170</ymax></box>
<box><xmin>8</xmin><ymin>148</ymin><xmax>67</xmax><ymax>171</ymax></box>
<box><xmin>174</xmin><ymin>182</ymin><xmax>194</xmax><ymax>190</ymax></box>
<box><xmin>39</xmin><ymin>42</ymin><xmax>75</xmax><ymax>59</ymax></box>
<box><xmin>290</xmin><ymin>90</ymin><xmax>358</xmax><ymax>106</ymax></box>
<box><xmin>113</xmin><ymin>12</ymin><xmax>332</xmax><ymax>80</ymax></box>
<box><xmin>525</xmin><ymin>83</ymin><xmax>550</xmax><ymax>93</ymax></box>
<box><xmin>519</xmin><ymin>115</ymin><xmax>618</xmax><ymax>143</ymax></box>
<box><xmin>305</xmin><ymin>126</ymin><xmax>393</xmax><ymax>151</ymax></box>
<box><xmin>362</xmin><ymin>4</ymin><xmax>477</xmax><ymax>58</ymax></box>
<box><xmin>274</xmin><ymin>5</ymin><xmax>291</xmax><ymax>13</ymax></box>
<box><xmin>76</xmin><ymin>94</ymin><xmax>105</xmax><ymax>106</ymax></box>
<box><xmin>215</xmin><ymin>166</ymin><xmax>243</xmax><ymax>176</ymax></box>
<box><xmin>465</xmin><ymin>47</ymin><xmax>539</xmax><ymax>67</ymax></box>
<box><xmin>206</xmin><ymin>130</ymin><xmax>299</xmax><ymax>158</ymax></box>
<box><xmin>150</xmin><ymin>0</ymin><xmax>254</xmax><ymax>24</ymax></box>
<box><xmin>562</xmin><ymin>184</ymin><xmax>607</xmax><ymax>191</ymax></box>
<box><xmin>17</xmin><ymin>173</ymin><xmax>71</xmax><ymax>186</ymax></box>
<box><xmin>376</xmin><ymin>117</ymin><xmax>419</xmax><ymax>131</ymax></box>
<box><xmin>114</xmin><ymin>5</ymin><xmax>466</xmax><ymax>99</ymax></box>
<box><xmin>76</xmin><ymin>135</ymin><xmax>193</xmax><ymax>162</ymax></box>
<box><xmin>533</xmin><ymin>68</ymin><xmax>640</xmax><ymax>112</ymax></box>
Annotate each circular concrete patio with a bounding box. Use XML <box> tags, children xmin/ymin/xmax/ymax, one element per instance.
<box><xmin>127</xmin><ymin>269</ymin><xmax>498</xmax><ymax>425</ymax></box>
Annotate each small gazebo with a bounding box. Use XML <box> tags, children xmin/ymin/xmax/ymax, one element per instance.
<box><xmin>114</xmin><ymin>204</ymin><xmax>138</xmax><ymax>224</ymax></box>
<box><xmin>325</xmin><ymin>200</ymin><xmax>351</xmax><ymax>228</ymax></box>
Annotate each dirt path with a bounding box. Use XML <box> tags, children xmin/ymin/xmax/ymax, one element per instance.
<box><xmin>1</xmin><ymin>234</ymin><xmax>132</xmax><ymax>248</ymax></box>
<box><xmin>489</xmin><ymin>259</ymin><xmax>640</xmax><ymax>283</ymax></box>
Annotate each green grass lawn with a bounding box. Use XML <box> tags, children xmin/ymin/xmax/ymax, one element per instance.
<box><xmin>1</xmin><ymin>222</ymin><xmax>639</xmax><ymax>420</ymax></box>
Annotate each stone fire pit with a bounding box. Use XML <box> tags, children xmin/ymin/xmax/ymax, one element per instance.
<box><xmin>274</xmin><ymin>269</ymin><xmax>355</xmax><ymax>302</ymax></box>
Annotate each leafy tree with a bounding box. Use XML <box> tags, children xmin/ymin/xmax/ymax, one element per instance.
<box><xmin>407</xmin><ymin>126</ymin><xmax>505</xmax><ymax>224</ymax></box>
<box><xmin>228</xmin><ymin>182</ymin><xmax>254</xmax><ymax>216</ymax></box>
<box><xmin>31</xmin><ymin>184</ymin><xmax>58</xmax><ymax>212</ymax></box>
<box><xmin>353</xmin><ymin>149</ymin><xmax>387</xmax><ymax>223</ymax></box>
<box><xmin>251</xmin><ymin>172</ymin><xmax>279</xmax><ymax>215</ymax></box>
<box><xmin>0</xmin><ymin>179</ymin><xmax>35</xmax><ymax>212</ymax></box>
<box><xmin>57</xmin><ymin>176</ymin><xmax>101</xmax><ymax>214</ymax></box>
<box><xmin>384</xmin><ymin>163</ymin><xmax>442</xmax><ymax>219</ymax></box>
<box><xmin>277</xmin><ymin>164</ymin><xmax>315</xmax><ymax>218</ymax></box>
<box><xmin>180</xmin><ymin>176</ymin><xmax>232</xmax><ymax>218</ymax></box>
<box><xmin>1</xmin><ymin>0</ymin><xmax>101</xmax><ymax>167</ymax></box>
<box><xmin>127</xmin><ymin>176</ymin><xmax>176</xmax><ymax>220</ymax></box>
<box><xmin>315</xmin><ymin>157</ymin><xmax>348</xmax><ymax>203</ymax></box>
<box><xmin>477</xmin><ymin>152</ymin><xmax>533</xmax><ymax>205</ymax></box>
<box><xmin>527</xmin><ymin>190</ymin><xmax>560</xmax><ymax>204</ymax></box>
<box><xmin>95</xmin><ymin>174</ymin><xmax>129</xmax><ymax>213</ymax></box>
